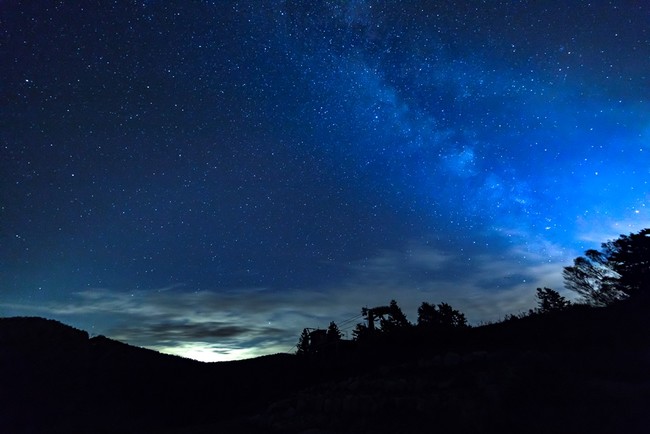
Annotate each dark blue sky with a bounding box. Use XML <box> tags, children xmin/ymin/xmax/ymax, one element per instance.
<box><xmin>2</xmin><ymin>1</ymin><xmax>649</xmax><ymax>360</ymax></box>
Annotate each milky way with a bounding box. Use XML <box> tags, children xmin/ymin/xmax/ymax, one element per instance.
<box><xmin>2</xmin><ymin>1</ymin><xmax>649</xmax><ymax>360</ymax></box>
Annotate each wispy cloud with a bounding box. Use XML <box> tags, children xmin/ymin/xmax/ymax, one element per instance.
<box><xmin>1</xmin><ymin>241</ymin><xmax>570</xmax><ymax>361</ymax></box>
<box><xmin>576</xmin><ymin>212</ymin><xmax>650</xmax><ymax>246</ymax></box>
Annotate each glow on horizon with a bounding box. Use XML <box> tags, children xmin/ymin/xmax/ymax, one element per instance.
<box><xmin>151</xmin><ymin>342</ymin><xmax>287</xmax><ymax>363</ymax></box>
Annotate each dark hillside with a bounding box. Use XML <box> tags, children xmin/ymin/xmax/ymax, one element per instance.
<box><xmin>0</xmin><ymin>317</ymin><xmax>310</xmax><ymax>433</ymax></box>
<box><xmin>2</xmin><ymin>304</ymin><xmax>650</xmax><ymax>433</ymax></box>
<box><xmin>254</xmin><ymin>300</ymin><xmax>650</xmax><ymax>433</ymax></box>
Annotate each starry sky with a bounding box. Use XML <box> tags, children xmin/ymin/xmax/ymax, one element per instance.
<box><xmin>2</xmin><ymin>1</ymin><xmax>649</xmax><ymax>361</ymax></box>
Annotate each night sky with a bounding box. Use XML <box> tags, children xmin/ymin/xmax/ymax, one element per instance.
<box><xmin>2</xmin><ymin>1</ymin><xmax>649</xmax><ymax>361</ymax></box>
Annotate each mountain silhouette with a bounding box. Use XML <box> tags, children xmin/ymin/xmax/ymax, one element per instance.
<box><xmin>2</xmin><ymin>303</ymin><xmax>650</xmax><ymax>433</ymax></box>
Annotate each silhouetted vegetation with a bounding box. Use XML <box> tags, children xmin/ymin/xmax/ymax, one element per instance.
<box><xmin>563</xmin><ymin>228</ymin><xmax>650</xmax><ymax>305</ymax></box>
<box><xmin>352</xmin><ymin>299</ymin><xmax>411</xmax><ymax>341</ymax></box>
<box><xmin>379</xmin><ymin>299</ymin><xmax>410</xmax><ymax>333</ymax></box>
<box><xmin>291</xmin><ymin>230</ymin><xmax>650</xmax><ymax>373</ymax></box>
<box><xmin>534</xmin><ymin>287</ymin><xmax>570</xmax><ymax>314</ymax></box>
<box><xmin>417</xmin><ymin>301</ymin><xmax>468</xmax><ymax>330</ymax></box>
<box><xmin>296</xmin><ymin>321</ymin><xmax>344</xmax><ymax>356</ymax></box>
<box><xmin>326</xmin><ymin>320</ymin><xmax>343</xmax><ymax>342</ymax></box>
<box><xmin>296</xmin><ymin>327</ymin><xmax>311</xmax><ymax>355</ymax></box>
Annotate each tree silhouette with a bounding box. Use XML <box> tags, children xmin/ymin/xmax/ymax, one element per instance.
<box><xmin>296</xmin><ymin>328</ymin><xmax>311</xmax><ymax>355</ymax></box>
<box><xmin>379</xmin><ymin>300</ymin><xmax>410</xmax><ymax>333</ymax></box>
<box><xmin>563</xmin><ymin>229</ymin><xmax>650</xmax><ymax>305</ymax></box>
<box><xmin>352</xmin><ymin>322</ymin><xmax>369</xmax><ymax>341</ymax></box>
<box><xmin>534</xmin><ymin>287</ymin><xmax>570</xmax><ymax>313</ymax></box>
<box><xmin>417</xmin><ymin>302</ymin><xmax>467</xmax><ymax>330</ymax></box>
<box><xmin>326</xmin><ymin>321</ymin><xmax>342</xmax><ymax>342</ymax></box>
<box><xmin>604</xmin><ymin>229</ymin><xmax>650</xmax><ymax>300</ymax></box>
<box><xmin>352</xmin><ymin>307</ymin><xmax>373</xmax><ymax>341</ymax></box>
<box><xmin>351</xmin><ymin>301</ymin><xmax>410</xmax><ymax>341</ymax></box>
<box><xmin>563</xmin><ymin>249</ymin><xmax>622</xmax><ymax>306</ymax></box>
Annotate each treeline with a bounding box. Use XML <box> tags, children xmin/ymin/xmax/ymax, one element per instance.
<box><xmin>296</xmin><ymin>228</ymin><xmax>650</xmax><ymax>355</ymax></box>
<box><xmin>296</xmin><ymin>287</ymin><xmax>568</xmax><ymax>355</ymax></box>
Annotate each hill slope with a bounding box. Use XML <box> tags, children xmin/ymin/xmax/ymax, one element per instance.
<box><xmin>2</xmin><ymin>303</ymin><xmax>650</xmax><ymax>433</ymax></box>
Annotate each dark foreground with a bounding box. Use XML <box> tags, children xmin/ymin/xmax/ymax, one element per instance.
<box><xmin>2</xmin><ymin>302</ymin><xmax>650</xmax><ymax>433</ymax></box>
